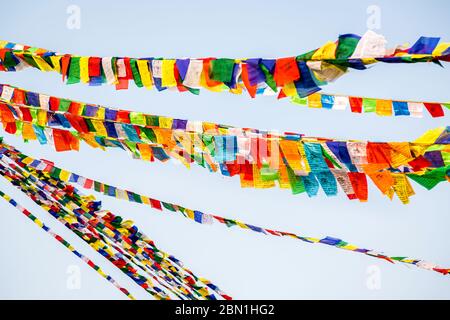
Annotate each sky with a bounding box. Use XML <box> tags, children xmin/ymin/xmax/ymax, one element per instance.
<box><xmin>0</xmin><ymin>0</ymin><xmax>449</xmax><ymax>299</ymax></box>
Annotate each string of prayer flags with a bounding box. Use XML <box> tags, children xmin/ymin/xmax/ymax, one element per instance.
<box><xmin>0</xmin><ymin>84</ymin><xmax>448</xmax><ymax>203</ymax></box>
<box><xmin>290</xmin><ymin>92</ymin><xmax>448</xmax><ymax>118</ymax></box>
<box><xmin>1</xmin><ymin>139</ymin><xmax>448</xmax><ymax>276</ymax></box>
<box><xmin>1</xmin><ymin>31</ymin><xmax>449</xmax><ymax>103</ymax></box>
<box><xmin>0</xmin><ymin>189</ymin><xmax>135</xmax><ymax>299</ymax></box>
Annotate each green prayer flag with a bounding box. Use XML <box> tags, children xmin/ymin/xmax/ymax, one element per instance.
<box><xmin>202</xmin><ymin>134</ymin><xmax>215</xmax><ymax>156</ymax></box>
<box><xmin>59</xmin><ymin>99</ymin><xmax>71</xmax><ymax>112</ymax></box>
<box><xmin>133</xmin><ymin>193</ymin><xmax>143</xmax><ymax>204</ymax></box>
<box><xmin>140</xmin><ymin>127</ymin><xmax>157</xmax><ymax>143</ymax></box>
<box><xmin>130</xmin><ymin>112</ymin><xmax>146</xmax><ymax>126</ymax></box>
<box><xmin>291</xmin><ymin>96</ymin><xmax>308</xmax><ymax>105</ymax></box>
<box><xmin>124</xmin><ymin>141</ymin><xmax>138</xmax><ymax>155</ymax></box>
<box><xmin>442</xmin><ymin>152</ymin><xmax>450</xmax><ymax>166</ymax></box>
<box><xmin>362</xmin><ymin>98</ymin><xmax>376</xmax><ymax>113</ymax></box>
<box><xmin>162</xmin><ymin>202</ymin><xmax>176</xmax><ymax>212</ymax></box>
<box><xmin>223</xmin><ymin>218</ymin><xmax>237</xmax><ymax>228</ymax></box>
<box><xmin>391</xmin><ymin>256</ymin><xmax>408</xmax><ymax>261</ymax></box>
<box><xmin>260</xmin><ymin>63</ymin><xmax>277</xmax><ymax>92</ymax></box>
<box><xmin>4</xmin><ymin>51</ymin><xmax>20</xmax><ymax>68</ymax></box>
<box><xmin>296</xmin><ymin>49</ymin><xmax>316</xmax><ymax>61</ymax></box>
<box><xmin>51</xmin><ymin>167</ymin><xmax>62</xmax><ymax>179</ymax></box>
<box><xmin>186</xmin><ymin>87</ymin><xmax>200</xmax><ymax>95</ymax></box>
<box><xmin>260</xmin><ymin>164</ymin><xmax>279</xmax><ymax>181</ymax></box>
<box><xmin>146</xmin><ymin>115</ymin><xmax>159</xmax><ymax>127</ymax></box>
<box><xmin>336</xmin><ymin>241</ymin><xmax>349</xmax><ymax>248</ymax></box>
<box><xmin>29</xmin><ymin>109</ymin><xmax>38</xmax><ymax>123</ymax></box>
<box><xmin>15</xmin><ymin>121</ymin><xmax>23</xmax><ymax>135</ymax></box>
<box><xmin>408</xmin><ymin>166</ymin><xmax>449</xmax><ymax>190</ymax></box>
<box><xmin>20</xmin><ymin>53</ymin><xmax>39</xmax><ymax>69</ymax></box>
<box><xmin>210</xmin><ymin>58</ymin><xmax>235</xmax><ymax>83</ymax></box>
<box><xmin>287</xmin><ymin>167</ymin><xmax>306</xmax><ymax>195</ymax></box>
<box><xmin>84</xmin><ymin>118</ymin><xmax>96</xmax><ymax>132</ymax></box>
<box><xmin>67</xmin><ymin>57</ymin><xmax>81</xmax><ymax>84</ymax></box>
<box><xmin>335</xmin><ymin>36</ymin><xmax>360</xmax><ymax>60</ymax></box>
<box><xmin>94</xmin><ymin>181</ymin><xmax>102</xmax><ymax>192</ymax></box>
<box><xmin>130</xmin><ymin>59</ymin><xmax>143</xmax><ymax>88</ymax></box>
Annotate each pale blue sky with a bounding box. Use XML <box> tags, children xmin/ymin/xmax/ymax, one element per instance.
<box><xmin>0</xmin><ymin>0</ymin><xmax>449</xmax><ymax>299</ymax></box>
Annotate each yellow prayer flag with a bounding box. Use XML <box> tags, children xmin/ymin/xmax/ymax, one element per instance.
<box><xmin>137</xmin><ymin>59</ymin><xmax>154</xmax><ymax>89</ymax></box>
<box><xmin>161</xmin><ymin>59</ymin><xmax>177</xmax><ymax>87</ymax></box>
<box><xmin>49</xmin><ymin>56</ymin><xmax>62</xmax><ymax>73</ymax></box>
<box><xmin>59</xmin><ymin>170</ymin><xmax>71</xmax><ymax>182</ymax></box>
<box><xmin>158</xmin><ymin>117</ymin><xmax>173</xmax><ymax>129</ymax></box>
<box><xmin>307</xmin><ymin>93</ymin><xmax>322</xmax><ymax>108</ymax></box>
<box><xmin>37</xmin><ymin>110</ymin><xmax>47</xmax><ymax>127</ymax></box>
<box><xmin>32</xmin><ymin>55</ymin><xmax>54</xmax><ymax>71</ymax></box>
<box><xmin>80</xmin><ymin>56</ymin><xmax>90</xmax><ymax>83</ymax></box>
<box><xmin>432</xmin><ymin>42</ymin><xmax>450</xmax><ymax>56</ymax></box>
<box><xmin>91</xmin><ymin>119</ymin><xmax>108</xmax><ymax>137</ymax></box>
<box><xmin>282</xmin><ymin>82</ymin><xmax>298</xmax><ymax>97</ymax></box>
<box><xmin>311</xmin><ymin>41</ymin><xmax>337</xmax><ymax>60</ymax></box>
<box><xmin>414</xmin><ymin>127</ymin><xmax>445</xmax><ymax>144</ymax></box>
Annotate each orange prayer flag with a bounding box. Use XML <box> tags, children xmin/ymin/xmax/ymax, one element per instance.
<box><xmin>367</xmin><ymin>171</ymin><xmax>394</xmax><ymax>195</ymax></box>
<box><xmin>366</xmin><ymin>142</ymin><xmax>392</xmax><ymax>166</ymax></box>
<box><xmin>22</xmin><ymin>122</ymin><xmax>37</xmax><ymax>141</ymax></box>
<box><xmin>375</xmin><ymin>99</ymin><xmax>393</xmax><ymax>116</ymax></box>
<box><xmin>0</xmin><ymin>103</ymin><xmax>16</xmax><ymax>123</ymax></box>
<box><xmin>137</xmin><ymin>143</ymin><xmax>153</xmax><ymax>162</ymax></box>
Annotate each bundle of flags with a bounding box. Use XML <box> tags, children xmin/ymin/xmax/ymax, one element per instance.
<box><xmin>0</xmin><ymin>84</ymin><xmax>448</xmax><ymax>204</ymax></box>
<box><xmin>1</xmin><ymin>31</ymin><xmax>449</xmax><ymax>106</ymax></box>
<box><xmin>0</xmin><ymin>142</ymin><xmax>231</xmax><ymax>300</ymax></box>
<box><xmin>0</xmin><ymin>188</ymin><xmax>136</xmax><ymax>299</ymax></box>
<box><xmin>1</xmin><ymin>138</ymin><xmax>448</xmax><ymax>276</ymax></box>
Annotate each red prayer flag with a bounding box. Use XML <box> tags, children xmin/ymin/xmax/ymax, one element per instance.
<box><xmin>88</xmin><ymin>57</ymin><xmax>102</xmax><ymax>77</ymax></box>
<box><xmin>348</xmin><ymin>172</ymin><xmax>368</xmax><ymax>201</ymax></box>
<box><xmin>68</xmin><ymin>102</ymin><xmax>81</xmax><ymax>114</ymax></box>
<box><xmin>116</xmin><ymin>110</ymin><xmax>131</xmax><ymax>123</ymax></box>
<box><xmin>19</xmin><ymin>107</ymin><xmax>32</xmax><ymax>122</ymax></box>
<box><xmin>12</xmin><ymin>89</ymin><xmax>25</xmax><ymax>105</ymax></box>
<box><xmin>4</xmin><ymin>122</ymin><xmax>17</xmax><ymax>134</ymax></box>
<box><xmin>273</xmin><ymin>57</ymin><xmax>300</xmax><ymax>87</ymax></box>
<box><xmin>424</xmin><ymin>103</ymin><xmax>444</xmax><ymax>118</ymax></box>
<box><xmin>49</xmin><ymin>96</ymin><xmax>60</xmax><ymax>111</ymax></box>
<box><xmin>53</xmin><ymin>129</ymin><xmax>79</xmax><ymax>152</ymax></box>
<box><xmin>408</xmin><ymin>156</ymin><xmax>432</xmax><ymax>171</ymax></box>
<box><xmin>349</xmin><ymin>97</ymin><xmax>363</xmax><ymax>113</ymax></box>
<box><xmin>149</xmin><ymin>198</ymin><xmax>162</xmax><ymax>210</ymax></box>
<box><xmin>65</xmin><ymin>114</ymin><xmax>89</xmax><ymax>134</ymax></box>
<box><xmin>115</xmin><ymin>78</ymin><xmax>129</xmax><ymax>90</ymax></box>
